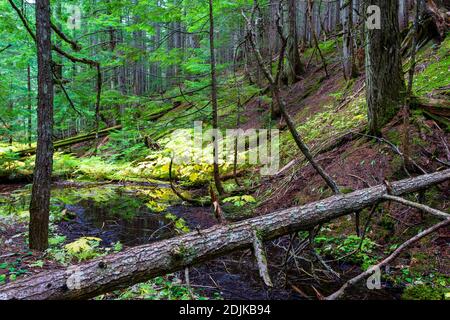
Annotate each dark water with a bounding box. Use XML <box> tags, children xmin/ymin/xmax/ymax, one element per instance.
<box><xmin>55</xmin><ymin>185</ymin><xmax>217</xmax><ymax>246</ymax></box>
<box><xmin>59</xmin><ymin>197</ymin><xmax>174</xmax><ymax>246</ymax></box>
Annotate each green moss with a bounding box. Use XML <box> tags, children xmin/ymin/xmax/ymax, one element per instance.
<box><xmin>223</xmin><ymin>202</ymin><xmax>256</xmax><ymax>221</ymax></box>
<box><xmin>413</xmin><ymin>36</ymin><xmax>450</xmax><ymax>96</ymax></box>
<box><xmin>402</xmin><ymin>284</ymin><xmax>448</xmax><ymax>300</ymax></box>
<box><xmin>340</xmin><ymin>187</ymin><xmax>355</xmax><ymax>194</ymax></box>
<box><xmin>304</xmin><ymin>38</ymin><xmax>341</xmax><ymax>59</ymax></box>
<box><xmin>386</xmin><ymin>130</ymin><xmax>401</xmax><ymax>146</ymax></box>
<box><xmin>280</xmin><ymin>99</ymin><xmax>367</xmax><ymax>161</ymax></box>
<box><xmin>409</xmin><ymin>252</ymin><xmax>439</xmax><ymax>275</ymax></box>
<box><xmin>389</xmin><ymin>154</ymin><xmax>405</xmax><ymax>178</ymax></box>
<box><xmin>377</xmin><ymin>214</ymin><xmax>396</xmax><ymax>241</ymax></box>
<box><xmin>411</xmin><ymin>136</ymin><xmax>427</xmax><ymax>148</ymax></box>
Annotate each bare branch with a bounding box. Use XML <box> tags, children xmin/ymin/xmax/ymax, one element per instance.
<box><xmin>382</xmin><ymin>194</ymin><xmax>450</xmax><ymax>219</ymax></box>
<box><xmin>252</xmin><ymin>229</ymin><xmax>273</xmax><ymax>287</ymax></box>
<box><xmin>326</xmin><ymin>218</ymin><xmax>450</xmax><ymax>300</ymax></box>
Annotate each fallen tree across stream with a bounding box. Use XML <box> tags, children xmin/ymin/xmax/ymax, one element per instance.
<box><xmin>0</xmin><ymin>169</ymin><xmax>449</xmax><ymax>300</ymax></box>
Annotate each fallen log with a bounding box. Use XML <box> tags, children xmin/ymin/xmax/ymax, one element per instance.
<box><xmin>0</xmin><ymin>169</ymin><xmax>449</xmax><ymax>300</ymax></box>
<box><xmin>16</xmin><ymin>125</ymin><xmax>122</xmax><ymax>157</ymax></box>
<box><xmin>410</xmin><ymin>96</ymin><xmax>450</xmax><ymax>129</ymax></box>
<box><xmin>411</xmin><ymin>96</ymin><xmax>450</xmax><ymax>116</ymax></box>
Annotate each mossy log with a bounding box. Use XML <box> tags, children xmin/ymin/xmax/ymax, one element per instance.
<box><xmin>16</xmin><ymin>125</ymin><xmax>122</xmax><ymax>157</ymax></box>
<box><xmin>411</xmin><ymin>96</ymin><xmax>450</xmax><ymax>128</ymax></box>
<box><xmin>0</xmin><ymin>169</ymin><xmax>449</xmax><ymax>300</ymax></box>
<box><xmin>411</xmin><ymin>96</ymin><xmax>450</xmax><ymax>116</ymax></box>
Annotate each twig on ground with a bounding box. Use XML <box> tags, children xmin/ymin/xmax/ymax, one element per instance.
<box><xmin>326</xmin><ymin>218</ymin><xmax>450</xmax><ymax>300</ymax></box>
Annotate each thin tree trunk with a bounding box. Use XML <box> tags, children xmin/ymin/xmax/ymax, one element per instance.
<box><xmin>342</xmin><ymin>0</ymin><xmax>357</xmax><ymax>79</ymax></box>
<box><xmin>209</xmin><ymin>0</ymin><xmax>224</xmax><ymax>195</ymax></box>
<box><xmin>269</xmin><ymin>0</ymin><xmax>280</xmax><ymax>61</ymax></box>
<box><xmin>29</xmin><ymin>0</ymin><xmax>54</xmax><ymax>251</ymax></box>
<box><xmin>307</xmin><ymin>0</ymin><xmax>329</xmax><ymax>77</ymax></box>
<box><xmin>399</xmin><ymin>0</ymin><xmax>410</xmax><ymax>30</ymax></box>
<box><xmin>27</xmin><ymin>64</ymin><xmax>32</xmax><ymax>147</ymax></box>
<box><xmin>402</xmin><ymin>0</ymin><xmax>422</xmax><ymax>169</ymax></box>
<box><xmin>243</xmin><ymin>10</ymin><xmax>339</xmax><ymax>193</ymax></box>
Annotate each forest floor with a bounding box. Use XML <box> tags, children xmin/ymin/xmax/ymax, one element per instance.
<box><xmin>0</xmin><ymin>35</ymin><xmax>449</xmax><ymax>300</ymax></box>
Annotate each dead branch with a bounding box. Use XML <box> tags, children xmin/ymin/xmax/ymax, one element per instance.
<box><xmin>242</xmin><ymin>7</ymin><xmax>340</xmax><ymax>194</ymax></box>
<box><xmin>382</xmin><ymin>194</ymin><xmax>450</xmax><ymax>219</ymax></box>
<box><xmin>252</xmin><ymin>229</ymin><xmax>273</xmax><ymax>287</ymax></box>
<box><xmin>326</xmin><ymin>218</ymin><xmax>450</xmax><ymax>300</ymax></box>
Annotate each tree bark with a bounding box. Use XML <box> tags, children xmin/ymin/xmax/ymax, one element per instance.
<box><xmin>29</xmin><ymin>0</ymin><xmax>54</xmax><ymax>251</ymax></box>
<box><xmin>285</xmin><ymin>0</ymin><xmax>304</xmax><ymax>84</ymax></box>
<box><xmin>269</xmin><ymin>0</ymin><xmax>280</xmax><ymax>61</ymax></box>
<box><xmin>209</xmin><ymin>0</ymin><xmax>225</xmax><ymax>195</ymax></box>
<box><xmin>1</xmin><ymin>169</ymin><xmax>449</xmax><ymax>300</ymax></box>
<box><xmin>399</xmin><ymin>0</ymin><xmax>410</xmax><ymax>30</ymax></box>
<box><xmin>342</xmin><ymin>0</ymin><xmax>357</xmax><ymax>79</ymax></box>
<box><xmin>403</xmin><ymin>0</ymin><xmax>423</xmax><ymax>171</ymax></box>
<box><xmin>27</xmin><ymin>64</ymin><xmax>32</xmax><ymax>147</ymax></box>
<box><xmin>365</xmin><ymin>0</ymin><xmax>405</xmax><ymax>136</ymax></box>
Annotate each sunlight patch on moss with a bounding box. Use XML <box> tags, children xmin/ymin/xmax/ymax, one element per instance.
<box><xmin>280</xmin><ymin>96</ymin><xmax>367</xmax><ymax>162</ymax></box>
<box><xmin>413</xmin><ymin>36</ymin><xmax>450</xmax><ymax>96</ymax></box>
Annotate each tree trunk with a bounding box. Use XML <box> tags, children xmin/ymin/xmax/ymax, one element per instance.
<box><xmin>243</xmin><ymin>10</ymin><xmax>338</xmax><ymax>192</ymax></box>
<box><xmin>269</xmin><ymin>0</ymin><xmax>280</xmax><ymax>61</ymax></box>
<box><xmin>403</xmin><ymin>0</ymin><xmax>423</xmax><ymax>170</ymax></box>
<box><xmin>1</xmin><ymin>169</ymin><xmax>449</xmax><ymax>300</ymax></box>
<box><xmin>27</xmin><ymin>64</ymin><xmax>32</xmax><ymax>147</ymax></box>
<box><xmin>209</xmin><ymin>0</ymin><xmax>224</xmax><ymax>195</ymax></box>
<box><xmin>399</xmin><ymin>0</ymin><xmax>410</xmax><ymax>30</ymax></box>
<box><xmin>285</xmin><ymin>0</ymin><xmax>304</xmax><ymax>84</ymax></box>
<box><xmin>307</xmin><ymin>0</ymin><xmax>329</xmax><ymax>77</ymax></box>
<box><xmin>342</xmin><ymin>0</ymin><xmax>357</xmax><ymax>79</ymax></box>
<box><xmin>29</xmin><ymin>0</ymin><xmax>54</xmax><ymax>251</ymax></box>
<box><xmin>365</xmin><ymin>0</ymin><xmax>405</xmax><ymax>137</ymax></box>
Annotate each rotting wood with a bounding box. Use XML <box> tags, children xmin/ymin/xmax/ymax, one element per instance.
<box><xmin>252</xmin><ymin>229</ymin><xmax>273</xmax><ymax>287</ymax></box>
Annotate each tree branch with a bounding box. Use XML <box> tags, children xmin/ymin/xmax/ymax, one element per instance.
<box><xmin>382</xmin><ymin>194</ymin><xmax>450</xmax><ymax>219</ymax></box>
<box><xmin>326</xmin><ymin>218</ymin><xmax>450</xmax><ymax>300</ymax></box>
